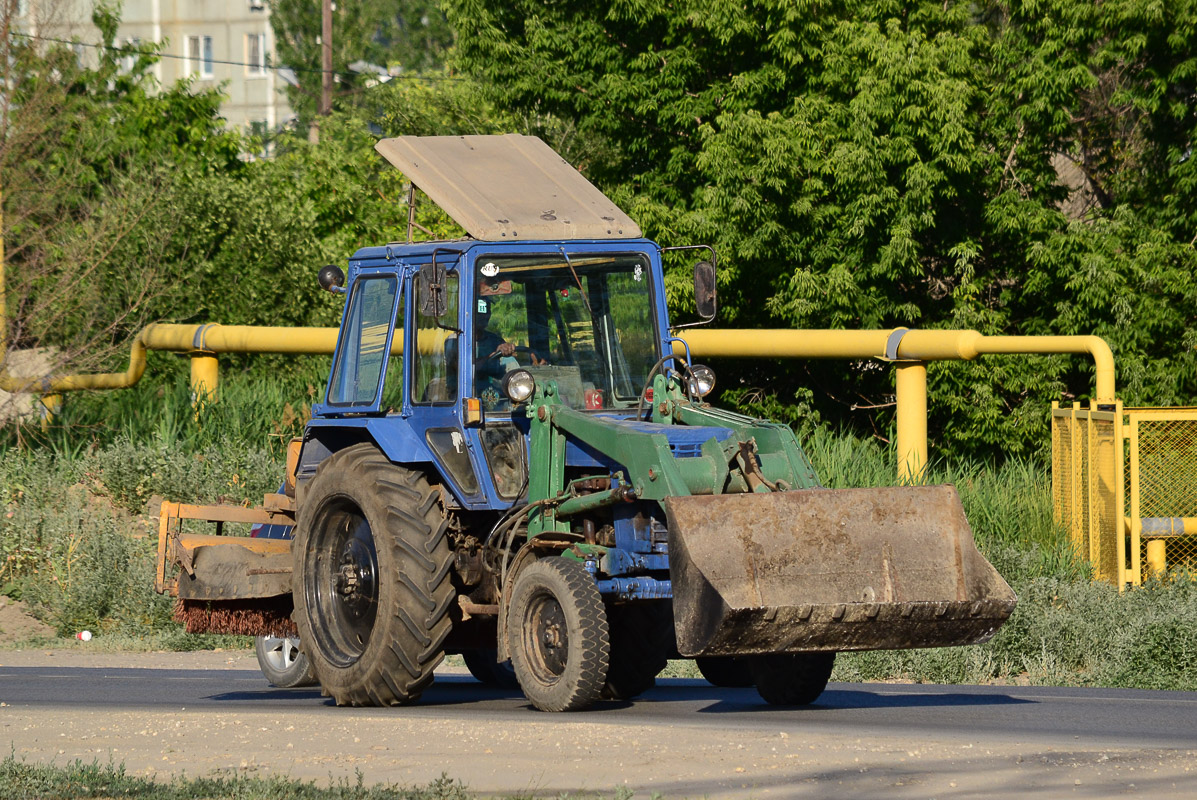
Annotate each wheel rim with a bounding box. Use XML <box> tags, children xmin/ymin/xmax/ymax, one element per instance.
<box><xmin>522</xmin><ymin>590</ymin><xmax>570</xmax><ymax>684</ymax></box>
<box><xmin>261</xmin><ymin>635</ymin><xmax>302</xmax><ymax>672</ymax></box>
<box><xmin>308</xmin><ymin>502</ymin><xmax>380</xmax><ymax>667</ymax></box>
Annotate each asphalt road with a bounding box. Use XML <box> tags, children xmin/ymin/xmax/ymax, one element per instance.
<box><xmin>6</xmin><ymin>661</ymin><xmax>1197</xmax><ymax>747</ymax></box>
<box><xmin>3</xmin><ymin>650</ymin><xmax>1197</xmax><ymax>797</ymax></box>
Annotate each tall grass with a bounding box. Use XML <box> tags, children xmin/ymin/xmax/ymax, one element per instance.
<box><xmin>798</xmin><ymin>428</ymin><xmax>1197</xmax><ymax>690</ymax></box>
<box><xmin>2</xmin><ymin>363</ymin><xmax>324</xmax><ymax>455</ymax></box>
<box><xmin>801</xmin><ymin>427</ymin><xmax>1078</xmax><ymax>581</ymax></box>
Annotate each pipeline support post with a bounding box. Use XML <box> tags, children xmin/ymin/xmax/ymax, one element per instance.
<box><xmin>895</xmin><ymin>361</ymin><xmax>928</xmax><ymax>484</ymax></box>
<box><xmin>1145</xmin><ymin>539</ymin><xmax>1167</xmax><ymax>578</ymax></box>
<box><xmin>38</xmin><ymin>393</ymin><xmax>61</xmax><ymax>430</ymax></box>
<box><xmin>190</xmin><ymin>353</ymin><xmax>219</xmax><ymax>405</ymax></box>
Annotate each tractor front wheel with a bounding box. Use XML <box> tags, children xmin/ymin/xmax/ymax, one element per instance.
<box><xmin>508</xmin><ymin>557</ymin><xmax>609</xmax><ymax>712</ymax></box>
<box><xmin>293</xmin><ymin>444</ymin><xmax>454</xmax><ymax>706</ymax></box>
<box><xmin>750</xmin><ymin>652</ymin><xmax>836</xmax><ymax>706</ymax></box>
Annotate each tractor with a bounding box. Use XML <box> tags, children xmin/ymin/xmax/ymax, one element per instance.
<box><xmin>156</xmin><ymin>135</ymin><xmax>1016</xmax><ymax>712</ymax></box>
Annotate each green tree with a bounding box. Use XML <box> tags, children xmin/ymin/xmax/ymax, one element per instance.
<box><xmin>0</xmin><ymin>3</ymin><xmax>243</xmax><ymax>393</ymax></box>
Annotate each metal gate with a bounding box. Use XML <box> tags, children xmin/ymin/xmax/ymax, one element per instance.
<box><xmin>1052</xmin><ymin>402</ymin><xmax>1197</xmax><ymax>587</ymax></box>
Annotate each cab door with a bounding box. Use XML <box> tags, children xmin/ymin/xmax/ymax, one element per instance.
<box><xmin>403</xmin><ymin>262</ymin><xmax>492</xmax><ymax>507</ymax></box>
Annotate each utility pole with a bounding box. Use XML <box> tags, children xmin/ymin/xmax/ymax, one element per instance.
<box><xmin>310</xmin><ymin>0</ymin><xmax>333</xmax><ymax>143</ymax></box>
<box><xmin>321</xmin><ymin>0</ymin><xmax>333</xmax><ymax>116</ymax></box>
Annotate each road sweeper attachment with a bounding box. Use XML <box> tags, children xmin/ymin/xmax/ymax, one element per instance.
<box><xmin>156</xmin><ymin>497</ymin><xmax>298</xmax><ymax>636</ymax></box>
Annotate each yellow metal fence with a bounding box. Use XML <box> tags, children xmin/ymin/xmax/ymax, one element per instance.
<box><xmin>1053</xmin><ymin>402</ymin><xmax>1197</xmax><ymax>587</ymax></box>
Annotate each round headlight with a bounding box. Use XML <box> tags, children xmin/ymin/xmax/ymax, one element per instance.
<box><xmin>687</xmin><ymin>364</ymin><xmax>716</xmax><ymax>398</ymax></box>
<box><xmin>501</xmin><ymin>369</ymin><xmax>536</xmax><ymax>404</ymax></box>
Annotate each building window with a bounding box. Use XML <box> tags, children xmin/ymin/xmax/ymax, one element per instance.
<box><xmin>246</xmin><ymin>33</ymin><xmax>266</xmax><ymax>76</ymax></box>
<box><xmin>187</xmin><ymin>35</ymin><xmax>214</xmax><ymax>78</ymax></box>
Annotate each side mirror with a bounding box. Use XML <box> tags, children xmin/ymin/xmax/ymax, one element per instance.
<box><xmin>419</xmin><ymin>261</ymin><xmax>448</xmax><ymax>318</ymax></box>
<box><xmin>318</xmin><ymin>264</ymin><xmax>345</xmax><ymax>294</ymax></box>
<box><xmin>693</xmin><ymin>260</ymin><xmax>717</xmax><ymax>321</ymax></box>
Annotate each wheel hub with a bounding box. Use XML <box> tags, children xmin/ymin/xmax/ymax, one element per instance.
<box><xmin>336</xmin><ymin>536</ymin><xmax>377</xmax><ymax>613</ymax></box>
<box><xmin>532</xmin><ymin>597</ymin><xmax>569</xmax><ymax>677</ymax></box>
<box><xmin>308</xmin><ymin>507</ymin><xmax>382</xmax><ymax>666</ymax></box>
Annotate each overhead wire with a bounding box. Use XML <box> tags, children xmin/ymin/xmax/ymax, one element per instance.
<box><xmin>6</xmin><ymin>30</ymin><xmax>465</xmax><ymax>82</ymax></box>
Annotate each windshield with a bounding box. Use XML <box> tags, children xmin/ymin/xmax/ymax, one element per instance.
<box><xmin>471</xmin><ymin>253</ymin><xmax>657</xmax><ymax>411</ymax></box>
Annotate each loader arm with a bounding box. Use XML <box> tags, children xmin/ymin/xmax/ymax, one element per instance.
<box><xmin>528</xmin><ymin>380</ymin><xmax>819</xmax><ymax>504</ymax></box>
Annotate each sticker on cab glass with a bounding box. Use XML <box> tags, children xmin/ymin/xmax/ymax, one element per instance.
<box><xmin>480</xmin><ymin>262</ymin><xmax>500</xmax><ymax>277</ymax></box>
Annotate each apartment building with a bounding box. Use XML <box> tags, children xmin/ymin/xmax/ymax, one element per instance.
<box><xmin>18</xmin><ymin>0</ymin><xmax>294</xmax><ymax>132</ymax></box>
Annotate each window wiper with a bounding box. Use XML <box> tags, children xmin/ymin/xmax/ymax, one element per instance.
<box><xmin>558</xmin><ymin>248</ymin><xmax>594</xmax><ymax>318</ymax></box>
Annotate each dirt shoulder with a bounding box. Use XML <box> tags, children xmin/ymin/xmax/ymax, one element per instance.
<box><xmin>2</xmin><ymin>651</ymin><xmax>1196</xmax><ymax>798</ymax></box>
<box><xmin>0</xmin><ymin>598</ymin><xmax>56</xmax><ymax>644</ymax></box>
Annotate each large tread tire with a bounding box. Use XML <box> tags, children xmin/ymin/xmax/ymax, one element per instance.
<box><xmin>696</xmin><ymin>656</ymin><xmax>755</xmax><ymax>689</ymax></box>
<box><xmin>508</xmin><ymin>557</ymin><xmax>610</xmax><ymax>712</ymax></box>
<box><xmin>751</xmin><ymin>652</ymin><xmax>836</xmax><ymax>706</ymax></box>
<box><xmin>462</xmin><ymin>649</ymin><xmax>519</xmax><ymax>689</ymax></box>
<box><xmin>254</xmin><ymin>635</ymin><xmax>318</xmax><ymax>688</ymax></box>
<box><xmin>293</xmin><ymin>444</ymin><xmax>454</xmax><ymax>707</ymax></box>
<box><xmin>602</xmin><ymin>600</ymin><xmax>672</xmax><ymax>701</ymax></box>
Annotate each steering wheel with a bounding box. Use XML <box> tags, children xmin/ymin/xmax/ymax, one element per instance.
<box><xmin>485</xmin><ymin>345</ymin><xmax>548</xmax><ymax>366</ymax></box>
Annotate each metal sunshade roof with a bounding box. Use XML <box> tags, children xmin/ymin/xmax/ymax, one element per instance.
<box><xmin>374</xmin><ymin>134</ymin><xmax>642</xmax><ymax>241</ymax></box>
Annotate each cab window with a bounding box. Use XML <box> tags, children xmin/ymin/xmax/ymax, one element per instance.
<box><xmin>326</xmin><ymin>276</ymin><xmax>398</xmax><ymax>406</ymax></box>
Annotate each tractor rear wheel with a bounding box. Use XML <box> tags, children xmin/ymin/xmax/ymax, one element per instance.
<box><xmin>293</xmin><ymin>444</ymin><xmax>454</xmax><ymax>706</ymax></box>
<box><xmin>751</xmin><ymin>652</ymin><xmax>836</xmax><ymax>706</ymax></box>
<box><xmin>602</xmin><ymin>600</ymin><xmax>672</xmax><ymax>700</ymax></box>
<box><xmin>508</xmin><ymin>557</ymin><xmax>609</xmax><ymax>712</ymax></box>
<box><xmin>695</xmin><ymin>656</ymin><xmax>754</xmax><ymax>689</ymax></box>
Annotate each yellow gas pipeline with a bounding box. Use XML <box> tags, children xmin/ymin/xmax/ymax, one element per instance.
<box><xmin>678</xmin><ymin>328</ymin><xmax>1116</xmax><ymax>481</ymax></box>
<box><xmin>0</xmin><ymin>324</ymin><xmax>340</xmax><ymax>395</ymax></box>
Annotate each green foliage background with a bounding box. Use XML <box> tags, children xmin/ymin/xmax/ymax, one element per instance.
<box><xmin>446</xmin><ymin>0</ymin><xmax>1197</xmax><ymax>458</ymax></box>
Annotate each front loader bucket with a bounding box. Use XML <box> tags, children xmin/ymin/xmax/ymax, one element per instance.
<box><xmin>665</xmin><ymin>485</ymin><xmax>1016</xmax><ymax>657</ymax></box>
